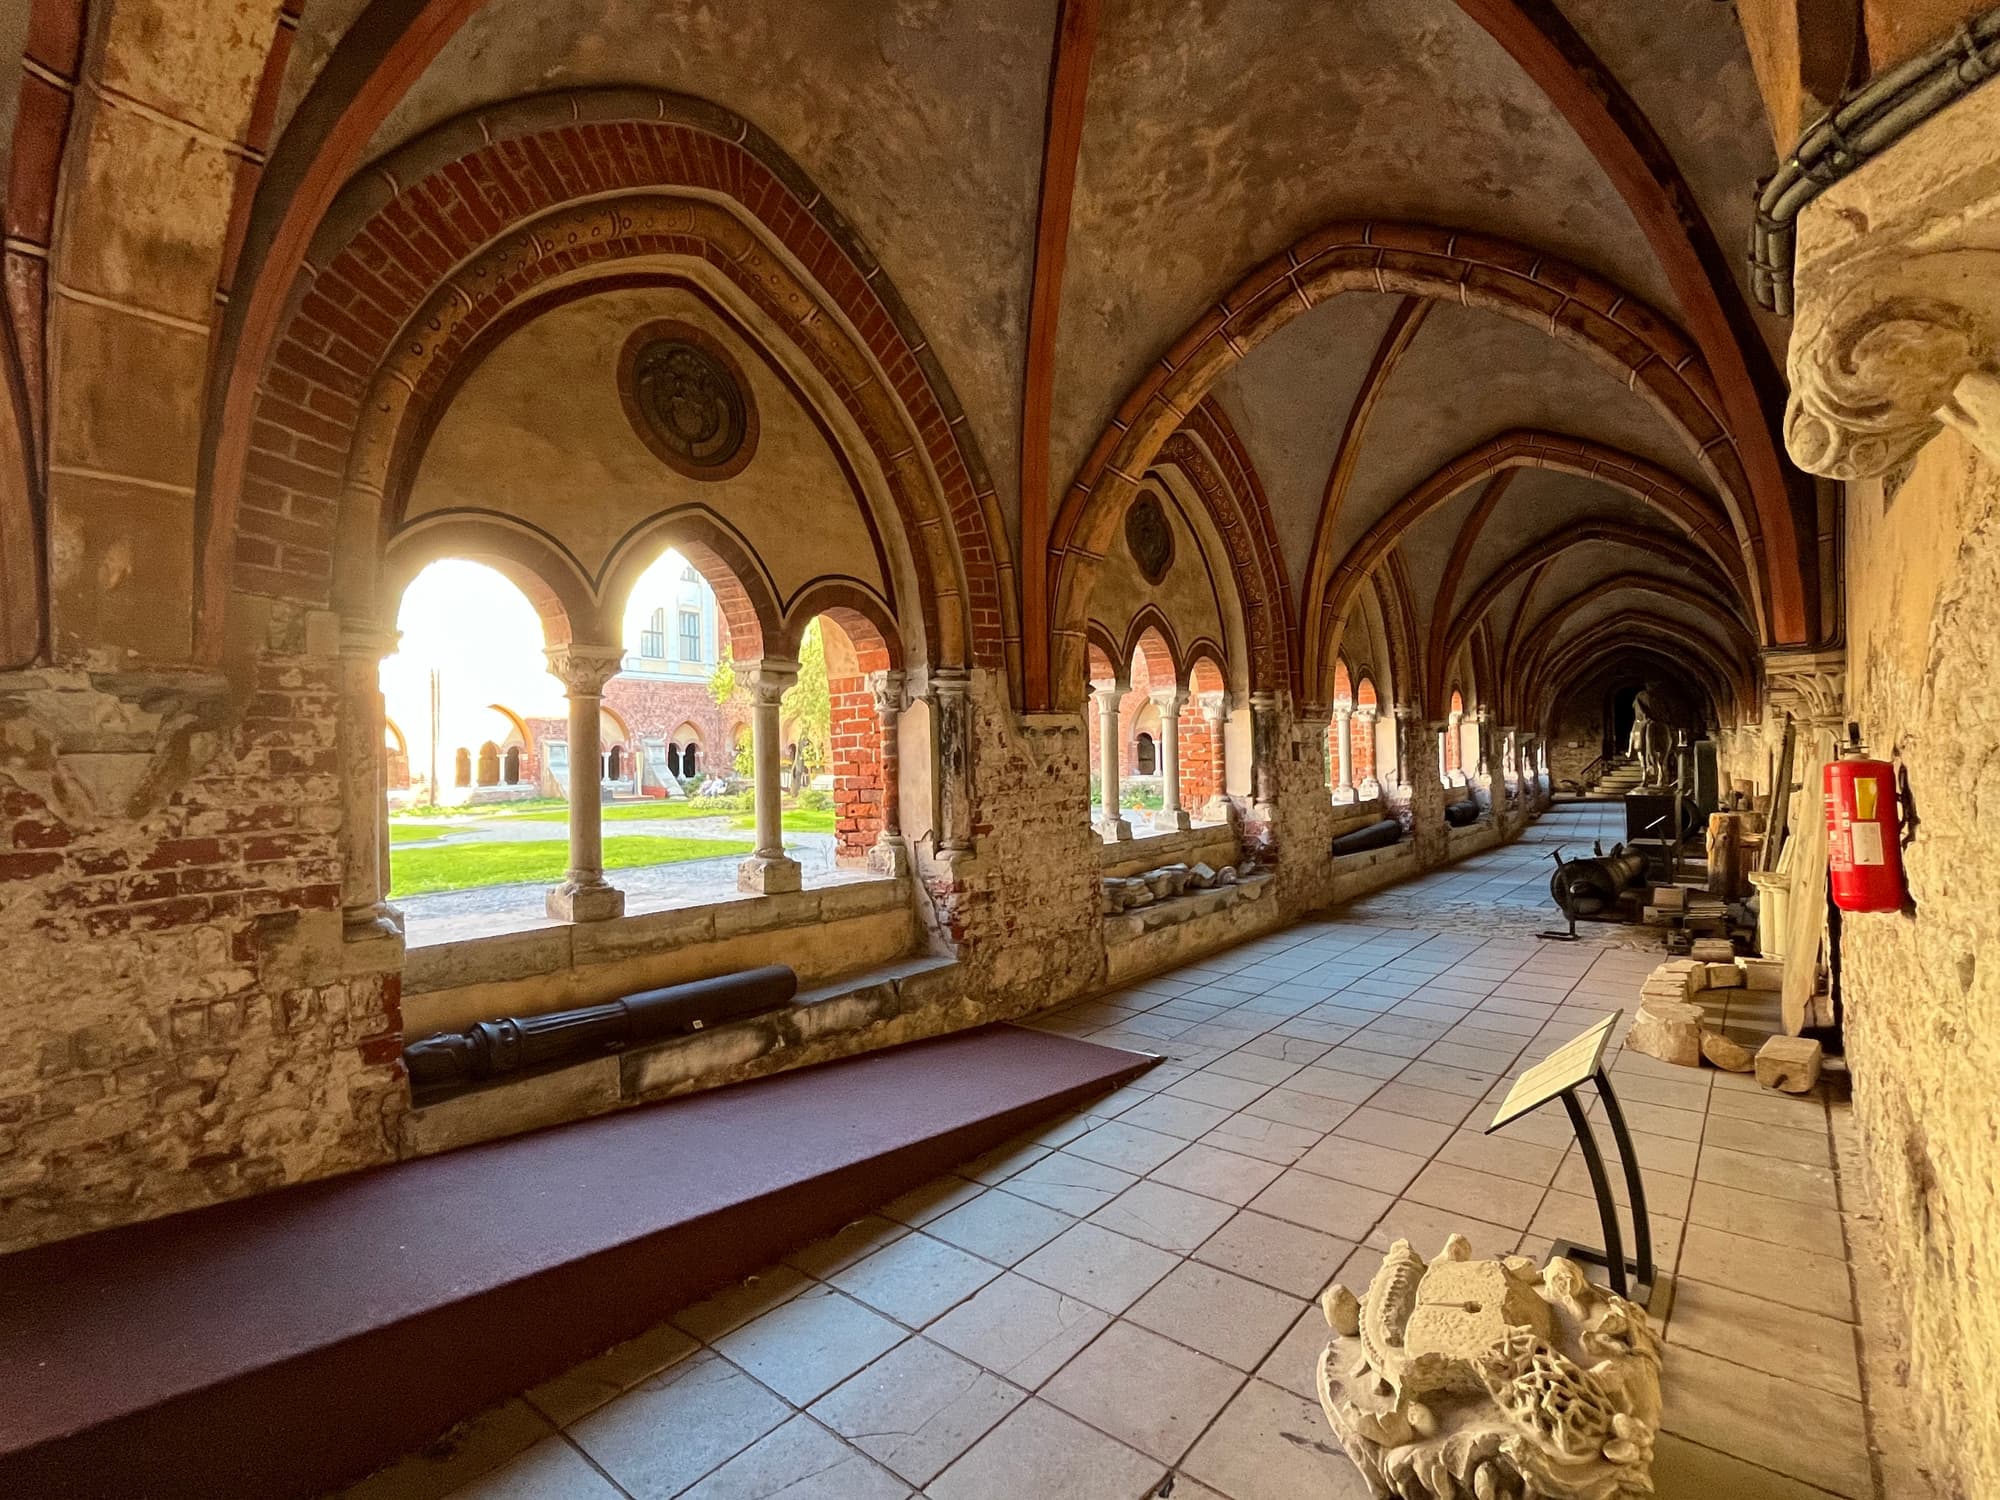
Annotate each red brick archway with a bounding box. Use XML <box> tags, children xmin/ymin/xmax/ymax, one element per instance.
<box><xmin>213</xmin><ymin>92</ymin><xmax>1017</xmax><ymax>699</ymax></box>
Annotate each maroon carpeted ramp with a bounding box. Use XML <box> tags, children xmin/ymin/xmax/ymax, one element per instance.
<box><xmin>0</xmin><ymin>1024</ymin><xmax>1152</xmax><ymax>1500</ymax></box>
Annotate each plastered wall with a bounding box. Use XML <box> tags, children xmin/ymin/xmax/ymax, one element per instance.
<box><xmin>1841</xmin><ymin>428</ymin><xmax>2000</xmax><ymax>1500</ymax></box>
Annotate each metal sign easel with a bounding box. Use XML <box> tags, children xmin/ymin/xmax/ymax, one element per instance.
<box><xmin>1485</xmin><ymin>1012</ymin><xmax>1667</xmax><ymax>1312</ymax></box>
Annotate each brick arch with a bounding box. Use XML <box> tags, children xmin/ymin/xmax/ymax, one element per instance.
<box><xmin>1084</xmin><ymin>628</ymin><xmax>1124</xmax><ymax>686</ymax></box>
<box><xmin>599</xmin><ymin>511</ymin><xmax>777</xmax><ymax>663</ymax></box>
<box><xmin>784</xmin><ymin>586</ymin><xmax>902</xmax><ymax>675</ymax></box>
<box><xmin>212</xmin><ymin>91</ymin><xmax>1016</xmax><ymax>699</ymax></box>
<box><xmin>1317</xmin><ymin>430</ymin><xmax>1749</xmax><ymax>705</ymax></box>
<box><xmin>1051</xmin><ymin>222</ymin><xmax>1810</xmax><ymax>700</ymax></box>
<box><xmin>1123</xmin><ymin>612</ymin><xmax>1182</xmax><ymax>693</ymax></box>
<box><xmin>1048</xmin><ymin>399</ymin><xmax>1293</xmax><ymax>710</ymax></box>
<box><xmin>1519</xmin><ymin>579</ymin><xmax>1758</xmax><ymax>696</ymax></box>
<box><xmin>1532</xmin><ymin>622</ymin><xmax>1750</xmax><ymax>728</ymax></box>
<box><xmin>1440</xmin><ymin>522</ymin><xmax>1746</xmax><ymax>704</ymax></box>
<box><xmin>382</xmin><ymin>516</ymin><xmax>591</xmax><ymax>647</ymax></box>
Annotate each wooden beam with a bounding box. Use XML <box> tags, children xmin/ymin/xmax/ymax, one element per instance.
<box><xmin>1452</xmin><ymin>0</ymin><xmax>1813</xmax><ymax>643</ymax></box>
<box><xmin>1020</xmin><ymin>0</ymin><xmax>1100</xmax><ymax>709</ymax></box>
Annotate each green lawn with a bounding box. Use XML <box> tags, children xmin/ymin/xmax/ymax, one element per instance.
<box><xmin>388</xmin><ymin>834</ymin><xmax>753</xmax><ymax>897</ymax></box>
<box><xmin>730</xmin><ymin>808</ymin><xmax>837</xmax><ymax>834</ymax></box>
<box><xmin>388</xmin><ymin>823</ymin><xmax>453</xmax><ymax>844</ymax></box>
<box><xmin>494</xmin><ymin>799</ymin><xmax>742</xmax><ymax>823</ymax></box>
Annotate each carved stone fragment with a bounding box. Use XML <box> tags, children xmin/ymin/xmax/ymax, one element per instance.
<box><xmin>1627</xmin><ymin>1001</ymin><xmax>1704</xmax><ymax>1069</ymax></box>
<box><xmin>1318</xmin><ymin>1236</ymin><xmax>1662</xmax><ymax>1499</ymax></box>
<box><xmin>1756</xmin><ymin>1036</ymin><xmax>1824</xmax><ymax>1093</ymax></box>
<box><xmin>1699</xmin><ymin>1029</ymin><xmax>1756</xmax><ymax>1073</ymax></box>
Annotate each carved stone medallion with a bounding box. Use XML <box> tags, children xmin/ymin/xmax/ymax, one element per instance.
<box><xmin>1125</xmin><ymin>490</ymin><xmax>1174</xmax><ymax>584</ymax></box>
<box><xmin>619</xmin><ymin>321</ymin><xmax>758</xmax><ymax>480</ymax></box>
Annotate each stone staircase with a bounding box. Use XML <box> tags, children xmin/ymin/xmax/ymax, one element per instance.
<box><xmin>1590</xmin><ymin>756</ymin><xmax>1647</xmax><ymax>797</ymax></box>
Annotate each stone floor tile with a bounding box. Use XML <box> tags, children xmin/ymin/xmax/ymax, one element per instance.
<box><xmin>1551</xmin><ymin>1154</ymin><xmax>1694</xmax><ymax>1217</ymax></box>
<box><xmin>1696</xmin><ymin>1143</ymin><xmax>1840</xmax><ymax>1209</ymax></box>
<box><xmin>1666</xmin><ymin>1276</ymin><xmax>1861</xmax><ymax>1399</ymax></box>
<box><xmin>525</xmin><ymin>1321</ymin><xmax>699</xmax><ymax>1427</ymax></box>
<box><xmin>1148</xmin><ymin>1141</ymin><xmax>1285</xmax><ymax>1205</ymax></box>
<box><xmin>715</xmin><ymin>1286</ymin><xmax>909</xmax><ymax>1405</ymax></box>
<box><xmin>1090</xmin><ymin>1178</ymin><xmax>1238</xmax><ymax>1253</ymax></box>
<box><xmin>1283</xmin><ymin>1066</ymin><xmax>1385</xmax><ymax>1105</ymax></box>
<box><xmin>1586</xmin><ymin>1124</ymin><xmax>1700</xmax><ymax>1179</ymax></box>
<box><xmin>1434</xmin><ymin>1128</ymin><xmax>1564</xmax><ymax>1185</ymax></box>
<box><xmin>955</xmin><ymin>1140</ymin><xmax>1049</xmax><ymax>1186</ymax></box>
<box><xmin>1116</xmin><ymin>1091</ymin><xmax>1237</xmax><ymax>1141</ymax></box>
<box><xmin>1042</xmin><ymin>1320</ymin><xmax>1244</xmax><ymax>1464</ymax></box>
<box><xmin>784</xmin><ymin>1216</ymin><xmax>912</xmax><ymax>1280</ymax></box>
<box><xmin>1339</xmin><ymin>1028</ymin><xmax>1432</xmax><ymax>1060</ymax></box>
<box><xmin>1700</xmin><ymin>1112</ymin><xmax>1834</xmax><ymax>1167</ymax></box>
<box><xmin>1660</xmin><ymin>1345</ymin><xmax>1872</xmax><ymax>1498</ymax></box>
<box><xmin>1247</xmin><ymin>1167</ymin><xmax>1396</xmax><ymax>1240</ymax></box>
<box><xmin>1394</xmin><ymin>1059</ymin><xmax>1499</xmax><ymax>1099</ymax></box>
<box><xmin>1333</xmin><ymin>1103</ymin><xmax>1456</xmax><ymax>1157</ymax></box>
<box><xmin>1254</xmin><ymin>1304</ymin><xmax>1331</xmax><ymax>1400</ymax></box>
<box><xmin>920</xmin><ymin>1189</ymin><xmax>1073</xmax><ymax>1265</ymax></box>
<box><xmin>1202</xmin><ymin>1112</ymin><xmax>1321</xmax><ymax>1165</ymax></box>
<box><xmin>1705</xmin><ymin>1087</ymin><xmax>1831</xmax><ymax>1129</ymax></box>
<box><xmin>354</xmin><ymin>1431</ymin><xmax>625</xmax><ymax>1500</ymax></box>
<box><xmin>1125</xmin><ymin>1260</ymin><xmax>1306</xmax><ymax>1371</ymax></box>
<box><xmin>1591</xmin><ymin>1095</ymin><xmax>1705</xmax><ymax>1142</ymax></box>
<box><xmin>1402</xmin><ymin>1159</ymin><xmax>1546</xmax><ymax>1230</ymax></box>
<box><xmin>1687</xmin><ymin>1179</ymin><xmax>1844</xmax><ymax>1252</ymax></box>
<box><xmin>1365</xmin><ymin>1196</ymin><xmax>1522</xmax><ymax>1260</ymax></box>
<box><xmin>1206</xmin><ymin>1050</ymin><xmax>1307</xmax><ymax>1086</ymax></box>
<box><xmin>1238</xmin><ymin>1033</ymin><xmax>1334</xmax><ymax>1065</ymax></box>
<box><xmin>1364</xmin><ymin>1082</ymin><xmax>1478</xmax><ymax>1126</ymax></box>
<box><xmin>569</xmin><ymin>1353</ymin><xmax>790</xmax><ymax>1500</ymax></box>
<box><xmin>672</xmin><ymin>1267</ymin><xmax>813</xmax><ymax>1343</ymax></box>
<box><xmin>1293</xmin><ymin>1134</ymin><xmax>1429</xmax><ymax>1195</ymax></box>
<box><xmin>830</xmin><ymin>1232</ymin><xmax>1002</xmax><ymax>1328</ymax></box>
<box><xmin>680</xmin><ymin>1414</ymin><xmax>910</xmax><ymax>1500</ymax></box>
<box><xmin>1193</xmin><ymin>1209</ymin><xmax>1354</xmax><ymax>1299</ymax></box>
<box><xmin>1180</xmin><ymin>1377</ymin><xmax>1375</xmax><ymax>1499</ymax></box>
<box><xmin>1064</xmin><ymin>1119</ymin><xmax>1191</xmax><ymax>1173</ymax></box>
<box><xmin>1239</xmin><ymin>1088</ymin><xmax>1361</xmax><ymax>1134</ymax></box>
<box><xmin>1424</xmin><ymin>1039</ymin><xmax>1522</xmax><ymax>1074</ymax></box>
<box><xmin>923</xmin><ymin>1398</ymin><xmax>1163</xmax><ymax>1500</ymax></box>
<box><xmin>1313</xmin><ymin>1045</ymin><xmax>1409</xmax><ymax>1080</ymax></box>
<box><xmin>1167</xmin><ymin>1070</ymin><xmax>1274</xmax><ymax>1111</ymax></box>
<box><xmin>333</xmin><ymin>1402</ymin><xmax>564</xmax><ymax>1500</ymax></box>
<box><xmin>923</xmin><ymin>1272</ymin><xmax>1109</xmax><ymax>1388</ymax></box>
<box><xmin>810</xmin><ymin>1338</ymin><xmax>1023</xmax><ymax>1487</ymax></box>
<box><xmin>1016</xmin><ymin>1221</ymin><xmax>1180</xmax><ymax>1313</ymax></box>
<box><xmin>1677</xmin><ymin>1224</ymin><xmax>1853</xmax><ymax>1318</ymax></box>
<box><xmin>999</xmin><ymin>1151</ymin><xmax>1137</xmax><ymax>1218</ymax></box>
<box><xmin>878</xmin><ymin>1176</ymin><xmax>988</xmax><ymax>1228</ymax></box>
<box><xmin>1649</xmin><ymin>1433</ymin><xmax>1852</xmax><ymax>1499</ymax></box>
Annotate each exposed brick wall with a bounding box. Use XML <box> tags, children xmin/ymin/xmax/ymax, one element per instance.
<box><xmin>1180</xmin><ymin>702</ymin><xmax>1220</xmax><ymax>808</ymax></box>
<box><xmin>0</xmin><ymin>605</ymin><xmax>406</xmax><ymax>1253</ymax></box>
<box><xmin>827</xmin><ymin>676</ymin><xmax>881</xmax><ymax>861</ymax></box>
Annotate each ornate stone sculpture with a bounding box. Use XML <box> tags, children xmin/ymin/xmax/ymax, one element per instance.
<box><xmin>1317</xmin><ymin>1236</ymin><xmax>1662</xmax><ymax>1500</ymax></box>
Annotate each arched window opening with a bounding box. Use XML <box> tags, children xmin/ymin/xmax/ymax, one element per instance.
<box><xmin>606</xmin><ymin>743</ymin><xmax>625</xmax><ymax>782</ymax></box>
<box><xmin>453</xmin><ymin>748</ymin><xmax>472</xmax><ymax>787</ymax></box>
<box><xmin>502</xmin><ymin>745</ymin><xmax>522</xmax><ymax>785</ymax></box>
<box><xmin>1352</xmin><ymin>675</ymin><xmax>1380</xmax><ymax>789</ymax></box>
<box><xmin>383</xmin><ymin>720</ymin><xmax>411</xmax><ymax>793</ymax></box>
<box><xmin>1135</xmin><ymin>731</ymin><xmax>1158</xmax><ymax>777</ymax></box>
<box><xmin>476</xmin><ymin>741</ymin><xmax>501</xmax><ymax>787</ymax></box>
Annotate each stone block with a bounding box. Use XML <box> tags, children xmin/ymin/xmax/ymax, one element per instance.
<box><xmin>1755</xmin><ymin>1036</ymin><xmax>1823</xmax><ymax>1093</ymax></box>
<box><xmin>1704</xmin><ymin>962</ymin><xmax>1743</xmax><ymax>989</ymax></box>
<box><xmin>1690</xmin><ymin>938</ymin><xmax>1736</xmax><ymax>962</ymax></box>
<box><xmin>1699</xmin><ymin>1028</ymin><xmax>1755</xmax><ymax>1072</ymax></box>
<box><xmin>1627</xmin><ymin>1000</ymin><xmax>1704</xmax><ymax>1067</ymax></box>
<box><xmin>1652</xmin><ymin>886</ymin><xmax>1687</xmax><ymax>910</ymax></box>
<box><xmin>1739</xmin><ymin>957</ymin><xmax>1784</xmax><ymax>991</ymax></box>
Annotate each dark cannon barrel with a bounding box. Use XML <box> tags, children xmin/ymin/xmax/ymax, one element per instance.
<box><xmin>1444</xmin><ymin>799</ymin><xmax>1481</xmax><ymax>827</ymax></box>
<box><xmin>404</xmin><ymin>964</ymin><xmax>799</xmax><ymax>1095</ymax></box>
<box><xmin>1331</xmin><ymin>818</ymin><xmax>1403</xmax><ymax>857</ymax></box>
<box><xmin>1548</xmin><ymin>846</ymin><xmax>1646</xmax><ymax>917</ymax></box>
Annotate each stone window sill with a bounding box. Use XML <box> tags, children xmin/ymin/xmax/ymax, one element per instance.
<box><xmin>1103</xmin><ymin>871</ymin><xmax>1273</xmax><ymax>944</ymax></box>
<box><xmin>1096</xmin><ymin>823</ymin><xmax>1241</xmax><ymax>875</ymax></box>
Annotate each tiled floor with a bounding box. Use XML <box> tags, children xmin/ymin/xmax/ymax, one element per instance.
<box><xmin>337</xmin><ymin>803</ymin><xmax>1882</xmax><ymax>1500</ymax></box>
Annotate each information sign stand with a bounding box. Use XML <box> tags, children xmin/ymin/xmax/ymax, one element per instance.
<box><xmin>1486</xmin><ymin>1012</ymin><xmax>1667</xmax><ymax>1312</ymax></box>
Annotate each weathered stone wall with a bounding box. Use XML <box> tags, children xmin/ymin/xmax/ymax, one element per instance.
<box><xmin>0</xmin><ymin>603</ymin><xmax>406</xmax><ymax>1254</ymax></box>
<box><xmin>1841</xmin><ymin>429</ymin><xmax>2000</xmax><ymax>1500</ymax></box>
<box><xmin>1548</xmin><ymin>699</ymin><xmax>1604</xmax><ymax>786</ymax></box>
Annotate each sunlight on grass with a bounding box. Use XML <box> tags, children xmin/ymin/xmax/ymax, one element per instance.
<box><xmin>388</xmin><ymin>824</ymin><xmax>452</xmax><ymax>844</ymax></box>
<box><xmin>389</xmin><ymin>835</ymin><xmax>752</xmax><ymax>897</ymax></box>
<box><xmin>729</xmin><ymin>808</ymin><xmax>837</xmax><ymax>834</ymax></box>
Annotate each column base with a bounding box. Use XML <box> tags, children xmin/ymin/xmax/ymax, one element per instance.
<box><xmin>738</xmin><ymin>853</ymin><xmax>803</xmax><ymax>894</ymax></box>
<box><xmin>1097</xmin><ymin>816</ymin><xmax>1133</xmax><ymax>842</ymax></box>
<box><xmin>868</xmin><ymin>833</ymin><xmax>912</xmax><ymax>878</ymax></box>
<box><xmin>1161</xmin><ymin>808</ymin><xmax>1193</xmax><ymax>832</ymax></box>
<box><xmin>343</xmin><ymin>901</ymin><xmax>404</xmax><ymax>940</ymax></box>
<box><xmin>547</xmin><ymin>879</ymin><xmax>626</xmax><ymax>922</ymax></box>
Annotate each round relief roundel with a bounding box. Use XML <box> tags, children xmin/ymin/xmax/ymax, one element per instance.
<box><xmin>619</xmin><ymin>321</ymin><xmax>758</xmax><ymax>480</ymax></box>
<box><xmin>1125</xmin><ymin>490</ymin><xmax>1174</xmax><ymax>584</ymax></box>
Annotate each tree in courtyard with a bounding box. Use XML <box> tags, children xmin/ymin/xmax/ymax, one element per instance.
<box><xmin>786</xmin><ymin>620</ymin><xmax>831</xmax><ymax>774</ymax></box>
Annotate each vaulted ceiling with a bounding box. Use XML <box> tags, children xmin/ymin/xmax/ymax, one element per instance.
<box><xmin>2</xmin><ymin>0</ymin><xmax>1810</xmax><ymax>725</ymax></box>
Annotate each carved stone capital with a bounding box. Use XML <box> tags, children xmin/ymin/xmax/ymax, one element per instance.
<box><xmin>738</xmin><ymin>657</ymin><xmax>800</xmax><ymax>707</ymax></box>
<box><xmin>1763</xmin><ymin>646</ymin><xmax>1847</xmax><ymax>731</ymax></box>
<box><xmin>1198</xmin><ymin>690</ymin><xmax>1229</xmax><ymax>724</ymax></box>
<box><xmin>1787</xmin><ymin>81</ymin><xmax>2000</xmax><ymax>480</ymax></box>
<box><xmin>339</xmin><ymin>618</ymin><xmax>401</xmax><ymax>663</ymax></box>
<box><xmin>544</xmin><ymin>644</ymin><xmax>627</xmax><ymax>699</ymax></box>
<box><xmin>1150</xmin><ymin>687</ymin><xmax>1188</xmax><ymax>714</ymax></box>
<box><xmin>869</xmin><ymin>668</ymin><xmax>906</xmax><ymax>718</ymax></box>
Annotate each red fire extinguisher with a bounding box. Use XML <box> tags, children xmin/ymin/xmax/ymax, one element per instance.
<box><xmin>1825</xmin><ymin>736</ymin><xmax>1904</xmax><ymax>912</ymax></box>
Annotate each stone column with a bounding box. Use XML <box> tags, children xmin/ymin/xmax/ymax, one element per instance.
<box><xmin>738</xmin><ymin>657</ymin><xmax>803</xmax><ymax>894</ymax></box>
<box><xmin>1332</xmin><ymin>706</ymin><xmax>1355</xmax><ymax>802</ymax></box>
<box><xmin>1152</xmin><ymin>688</ymin><xmax>1191</xmax><ymax>831</ymax></box>
<box><xmin>1249</xmin><ymin>689</ymin><xmax>1280</xmax><ymax>822</ymax></box>
<box><xmin>1355</xmin><ymin>706</ymin><xmax>1379</xmax><ymax>796</ymax></box>
<box><xmin>932</xmin><ymin>668</ymin><xmax>976</xmax><ymax>856</ymax></box>
<box><xmin>338</xmin><ymin>619</ymin><xmax>402</xmax><ymax>941</ymax></box>
<box><xmin>869</xmin><ymin>669</ymin><xmax>910</xmax><ymax>877</ymax></box>
<box><xmin>545</xmin><ymin>643</ymin><xmax>629</xmax><ymax>922</ymax></box>
<box><xmin>1094</xmin><ymin>678</ymin><xmax>1131</xmax><ymax>842</ymax></box>
<box><xmin>1445</xmin><ymin>707</ymin><xmax>1464</xmax><ymax>783</ymax></box>
<box><xmin>1392</xmin><ymin>704</ymin><xmax>1419</xmax><ymax>790</ymax></box>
